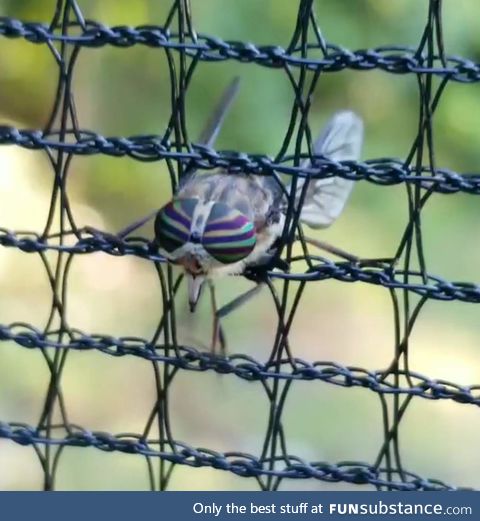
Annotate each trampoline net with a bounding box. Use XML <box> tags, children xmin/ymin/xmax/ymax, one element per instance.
<box><xmin>0</xmin><ymin>0</ymin><xmax>479</xmax><ymax>490</ymax></box>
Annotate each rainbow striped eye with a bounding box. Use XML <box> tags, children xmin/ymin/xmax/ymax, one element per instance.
<box><xmin>202</xmin><ymin>202</ymin><xmax>256</xmax><ymax>264</ymax></box>
<box><xmin>155</xmin><ymin>198</ymin><xmax>197</xmax><ymax>254</ymax></box>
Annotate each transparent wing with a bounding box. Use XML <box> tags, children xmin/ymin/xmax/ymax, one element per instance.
<box><xmin>198</xmin><ymin>77</ymin><xmax>240</xmax><ymax>147</ymax></box>
<box><xmin>119</xmin><ymin>80</ymin><xmax>241</xmax><ymax>239</ymax></box>
<box><xmin>180</xmin><ymin>77</ymin><xmax>240</xmax><ymax>189</ymax></box>
<box><xmin>293</xmin><ymin>111</ymin><xmax>363</xmax><ymax>229</ymax></box>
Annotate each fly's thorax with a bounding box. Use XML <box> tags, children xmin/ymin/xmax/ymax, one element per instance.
<box><xmin>155</xmin><ymin>197</ymin><xmax>257</xmax><ymax>270</ymax></box>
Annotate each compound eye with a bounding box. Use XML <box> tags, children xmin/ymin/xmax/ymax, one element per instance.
<box><xmin>154</xmin><ymin>198</ymin><xmax>198</xmax><ymax>254</ymax></box>
<box><xmin>202</xmin><ymin>202</ymin><xmax>256</xmax><ymax>264</ymax></box>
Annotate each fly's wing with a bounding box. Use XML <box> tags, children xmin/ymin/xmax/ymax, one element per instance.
<box><xmin>122</xmin><ymin>82</ymin><xmax>240</xmax><ymax>240</ymax></box>
<box><xmin>180</xmin><ymin>77</ymin><xmax>240</xmax><ymax>189</ymax></box>
<box><xmin>293</xmin><ymin>111</ymin><xmax>363</xmax><ymax>229</ymax></box>
<box><xmin>179</xmin><ymin>77</ymin><xmax>282</xmax><ymax>231</ymax></box>
<box><xmin>198</xmin><ymin>77</ymin><xmax>240</xmax><ymax>147</ymax></box>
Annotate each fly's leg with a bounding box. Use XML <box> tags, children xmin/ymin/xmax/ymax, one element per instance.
<box><xmin>80</xmin><ymin>209</ymin><xmax>159</xmax><ymax>243</ymax></box>
<box><xmin>210</xmin><ymin>282</ymin><xmax>265</xmax><ymax>355</ymax></box>
<box><xmin>299</xmin><ymin>235</ymin><xmax>396</xmax><ymax>265</ymax></box>
<box><xmin>115</xmin><ymin>209</ymin><xmax>159</xmax><ymax>238</ymax></box>
<box><xmin>209</xmin><ymin>281</ymin><xmax>227</xmax><ymax>356</ymax></box>
<box><xmin>297</xmin><ymin>235</ymin><xmax>359</xmax><ymax>262</ymax></box>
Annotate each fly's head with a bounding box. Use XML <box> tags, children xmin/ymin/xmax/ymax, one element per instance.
<box><xmin>154</xmin><ymin>197</ymin><xmax>257</xmax><ymax>310</ymax></box>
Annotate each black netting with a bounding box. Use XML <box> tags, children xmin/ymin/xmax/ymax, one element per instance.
<box><xmin>0</xmin><ymin>0</ymin><xmax>478</xmax><ymax>491</ymax></box>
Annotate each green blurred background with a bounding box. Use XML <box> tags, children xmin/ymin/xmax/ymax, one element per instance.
<box><xmin>0</xmin><ymin>0</ymin><xmax>479</xmax><ymax>490</ymax></box>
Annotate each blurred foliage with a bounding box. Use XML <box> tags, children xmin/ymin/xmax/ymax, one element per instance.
<box><xmin>0</xmin><ymin>0</ymin><xmax>479</xmax><ymax>490</ymax></box>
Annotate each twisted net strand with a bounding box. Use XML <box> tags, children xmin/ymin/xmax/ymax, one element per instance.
<box><xmin>0</xmin><ymin>0</ymin><xmax>477</xmax><ymax>491</ymax></box>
